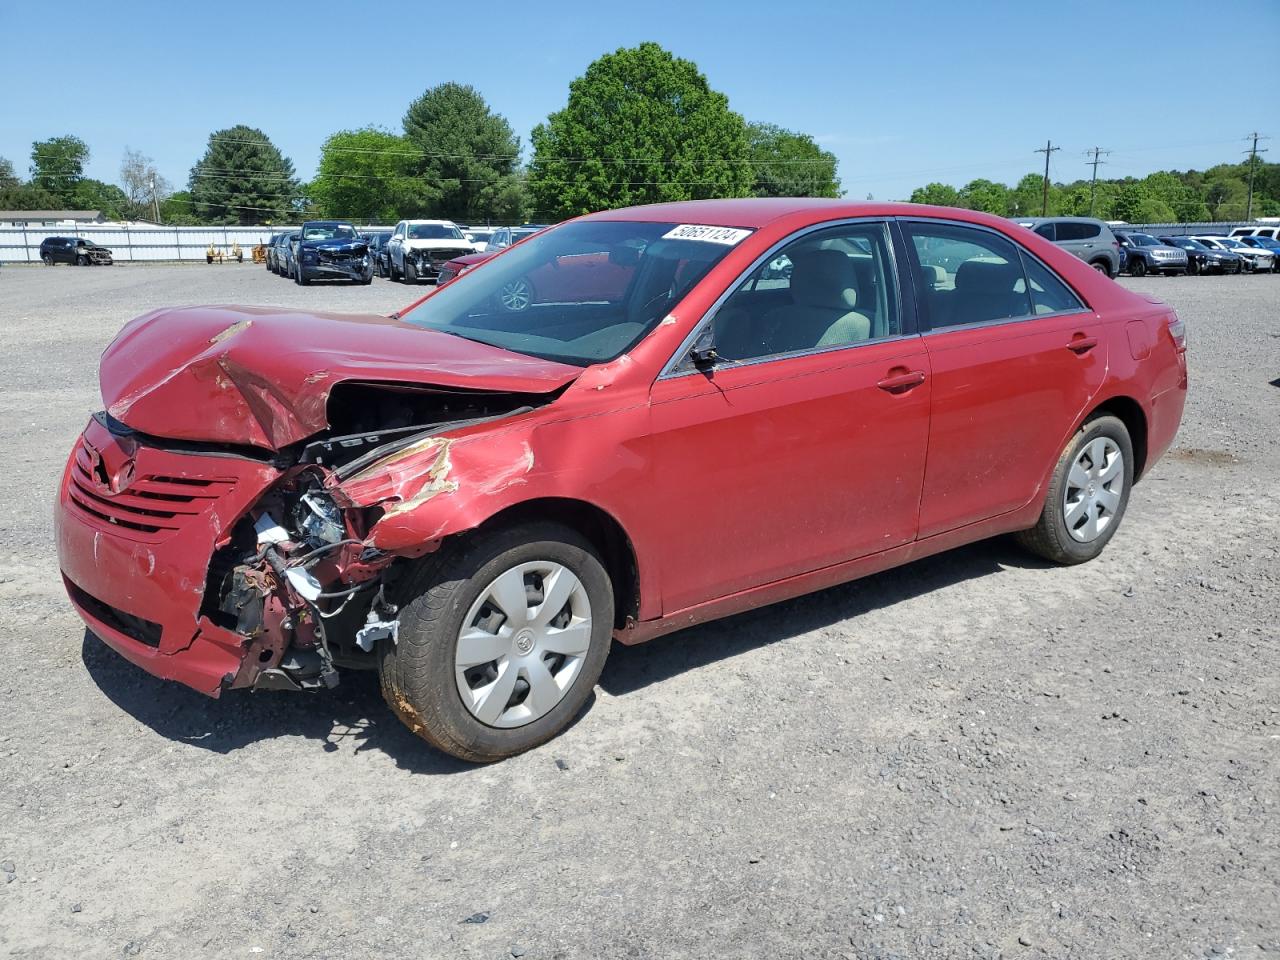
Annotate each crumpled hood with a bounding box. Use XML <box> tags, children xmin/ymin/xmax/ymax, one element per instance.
<box><xmin>100</xmin><ymin>305</ymin><xmax>581</xmax><ymax>450</ymax></box>
<box><xmin>302</xmin><ymin>238</ymin><xmax>367</xmax><ymax>254</ymax></box>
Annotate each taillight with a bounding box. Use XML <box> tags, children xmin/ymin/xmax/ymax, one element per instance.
<box><xmin>1167</xmin><ymin>311</ymin><xmax>1187</xmax><ymax>350</ymax></box>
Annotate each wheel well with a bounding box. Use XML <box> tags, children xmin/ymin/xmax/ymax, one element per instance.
<box><xmin>476</xmin><ymin>498</ymin><xmax>640</xmax><ymax>629</ymax></box>
<box><xmin>1087</xmin><ymin>396</ymin><xmax>1148</xmax><ymax>480</ymax></box>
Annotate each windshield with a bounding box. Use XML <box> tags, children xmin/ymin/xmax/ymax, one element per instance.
<box><xmin>1168</xmin><ymin>238</ymin><xmax>1206</xmax><ymax>250</ymax></box>
<box><xmin>303</xmin><ymin>224</ymin><xmax>357</xmax><ymax>241</ymax></box>
<box><xmin>408</xmin><ymin>223</ymin><xmax>464</xmax><ymax>240</ymax></box>
<box><xmin>398</xmin><ymin>220</ymin><xmax>751</xmax><ymax>366</ymax></box>
<box><xmin>1218</xmin><ymin>237</ymin><xmax>1248</xmax><ymax>249</ymax></box>
<box><xmin>1131</xmin><ymin>234</ymin><xmax>1159</xmax><ymax>246</ymax></box>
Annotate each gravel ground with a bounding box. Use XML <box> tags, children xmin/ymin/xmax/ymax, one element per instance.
<box><xmin>0</xmin><ymin>263</ymin><xmax>1277</xmax><ymax>960</ymax></box>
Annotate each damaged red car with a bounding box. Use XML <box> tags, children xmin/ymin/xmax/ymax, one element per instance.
<box><xmin>56</xmin><ymin>199</ymin><xmax>1187</xmax><ymax>761</ymax></box>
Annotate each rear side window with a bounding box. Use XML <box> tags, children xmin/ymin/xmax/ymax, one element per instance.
<box><xmin>1020</xmin><ymin>253</ymin><xmax>1085</xmax><ymax>315</ymax></box>
<box><xmin>1034</xmin><ymin>223</ymin><xmax>1055</xmax><ymax>240</ymax></box>
<box><xmin>906</xmin><ymin>222</ymin><xmax>1032</xmax><ymax>329</ymax></box>
<box><xmin>1055</xmin><ymin>222</ymin><xmax>1100</xmax><ymax>241</ymax></box>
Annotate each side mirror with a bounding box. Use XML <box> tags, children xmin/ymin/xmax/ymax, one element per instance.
<box><xmin>688</xmin><ymin>326</ymin><xmax>719</xmax><ymax>369</ymax></box>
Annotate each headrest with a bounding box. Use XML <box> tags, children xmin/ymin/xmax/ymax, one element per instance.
<box><xmin>955</xmin><ymin>259</ymin><xmax>1018</xmax><ymax>294</ymax></box>
<box><xmin>789</xmin><ymin>250</ymin><xmax>858</xmax><ymax>311</ymax></box>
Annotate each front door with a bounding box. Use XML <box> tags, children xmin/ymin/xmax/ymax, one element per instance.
<box><xmin>646</xmin><ymin>221</ymin><xmax>931</xmax><ymax>614</ymax></box>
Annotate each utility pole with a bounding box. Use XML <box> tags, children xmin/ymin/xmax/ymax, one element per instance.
<box><xmin>1085</xmin><ymin>146</ymin><xmax>1110</xmax><ymax>217</ymax></box>
<box><xmin>150</xmin><ymin>176</ymin><xmax>161</xmax><ymax>223</ymax></box>
<box><xmin>1243</xmin><ymin>132</ymin><xmax>1269</xmax><ymax>221</ymax></box>
<box><xmin>1034</xmin><ymin>140</ymin><xmax>1060</xmax><ymax>215</ymax></box>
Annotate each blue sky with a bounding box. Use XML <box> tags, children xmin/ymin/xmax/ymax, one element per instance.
<box><xmin>3</xmin><ymin>1</ymin><xmax>1276</xmax><ymax>201</ymax></box>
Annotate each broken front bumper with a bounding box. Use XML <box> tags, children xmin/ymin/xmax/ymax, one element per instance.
<box><xmin>299</xmin><ymin>252</ymin><xmax>371</xmax><ymax>281</ymax></box>
<box><xmin>55</xmin><ymin>416</ymin><xmax>282</xmax><ymax>696</ymax></box>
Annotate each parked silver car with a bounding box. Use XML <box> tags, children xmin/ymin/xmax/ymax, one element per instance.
<box><xmin>1012</xmin><ymin>217</ymin><xmax>1122</xmax><ymax>277</ymax></box>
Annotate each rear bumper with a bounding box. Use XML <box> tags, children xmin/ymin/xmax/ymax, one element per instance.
<box><xmin>56</xmin><ymin>416</ymin><xmax>282</xmax><ymax>696</ymax></box>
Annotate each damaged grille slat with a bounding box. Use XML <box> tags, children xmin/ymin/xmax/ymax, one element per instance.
<box><xmin>65</xmin><ymin>438</ymin><xmax>238</xmax><ymax>542</ymax></box>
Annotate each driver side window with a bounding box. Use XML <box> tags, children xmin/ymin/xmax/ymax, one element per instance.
<box><xmin>706</xmin><ymin>222</ymin><xmax>900</xmax><ymax>364</ymax></box>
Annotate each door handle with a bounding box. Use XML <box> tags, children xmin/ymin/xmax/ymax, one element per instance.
<box><xmin>876</xmin><ymin>370</ymin><xmax>927</xmax><ymax>393</ymax></box>
<box><xmin>1067</xmin><ymin>335</ymin><xmax>1098</xmax><ymax>354</ymax></box>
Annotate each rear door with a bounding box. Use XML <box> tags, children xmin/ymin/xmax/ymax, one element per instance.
<box><xmin>901</xmin><ymin>219</ymin><xmax>1108</xmax><ymax>539</ymax></box>
<box><xmin>647</xmin><ymin>220</ymin><xmax>931</xmax><ymax>613</ymax></box>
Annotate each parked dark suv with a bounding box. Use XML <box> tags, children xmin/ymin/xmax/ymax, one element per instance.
<box><xmin>40</xmin><ymin>236</ymin><xmax>114</xmax><ymax>266</ymax></box>
<box><xmin>1012</xmin><ymin>217</ymin><xmax>1121</xmax><ymax>277</ymax></box>
<box><xmin>1114</xmin><ymin>232</ymin><xmax>1188</xmax><ymax>277</ymax></box>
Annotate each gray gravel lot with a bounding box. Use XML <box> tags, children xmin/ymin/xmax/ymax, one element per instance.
<box><xmin>0</xmin><ymin>263</ymin><xmax>1277</xmax><ymax>959</ymax></box>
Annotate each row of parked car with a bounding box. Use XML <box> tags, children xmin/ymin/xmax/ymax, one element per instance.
<box><xmin>1014</xmin><ymin>217</ymin><xmax>1279</xmax><ymax>277</ymax></box>
<box><xmin>262</xmin><ymin>220</ymin><xmax>547</xmax><ymax>285</ymax></box>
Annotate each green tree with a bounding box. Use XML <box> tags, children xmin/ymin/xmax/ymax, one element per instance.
<box><xmin>958</xmin><ymin>178</ymin><xmax>1009</xmax><ymax>214</ymax></box>
<box><xmin>0</xmin><ymin>156</ymin><xmax>17</xmax><ymax>189</ymax></box>
<box><xmin>30</xmin><ymin>135</ymin><xmax>90</xmax><ymax>204</ymax></box>
<box><xmin>188</xmin><ymin>125</ymin><xmax>299</xmax><ymax>224</ymax></box>
<box><xmin>747</xmin><ymin>123</ymin><xmax>840</xmax><ymax>198</ymax></box>
<box><xmin>71</xmin><ymin>179</ymin><xmax>129</xmax><ymax>220</ymax></box>
<box><xmin>909</xmin><ymin>182</ymin><xmax>960</xmax><ymax>206</ymax></box>
<box><xmin>401</xmin><ymin>83</ymin><xmax>525</xmax><ymax>222</ymax></box>
<box><xmin>158</xmin><ymin>190</ymin><xmax>202</xmax><ymax>225</ymax></box>
<box><xmin>311</xmin><ymin>127</ymin><xmax>419</xmax><ymax>221</ymax></box>
<box><xmin>1007</xmin><ymin>172</ymin><xmax>1057</xmax><ymax>218</ymax></box>
<box><xmin>529</xmin><ymin>42</ymin><xmax>754</xmax><ymax>219</ymax></box>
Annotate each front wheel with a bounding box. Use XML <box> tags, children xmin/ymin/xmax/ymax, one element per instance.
<box><xmin>404</xmin><ymin>258</ymin><xmax>417</xmax><ymax>283</ymax></box>
<box><xmin>1128</xmin><ymin>258</ymin><xmax>1146</xmax><ymax>277</ymax></box>
<box><xmin>379</xmin><ymin>522</ymin><xmax>614</xmax><ymax>762</ymax></box>
<box><xmin>76</xmin><ymin>254</ymin><xmax>89</xmax><ymax>266</ymax></box>
<box><xmin>1016</xmin><ymin>414</ymin><xmax>1133</xmax><ymax>565</ymax></box>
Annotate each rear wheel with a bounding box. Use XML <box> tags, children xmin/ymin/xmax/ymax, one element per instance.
<box><xmin>1128</xmin><ymin>257</ymin><xmax>1146</xmax><ymax>277</ymax></box>
<box><xmin>1017</xmin><ymin>414</ymin><xmax>1133</xmax><ymax>565</ymax></box>
<box><xmin>41</xmin><ymin>253</ymin><xmax>53</xmax><ymax>266</ymax></box>
<box><xmin>379</xmin><ymin>522</ymin><xmax>613</xmax><ymax>762</ymax></box>
<box><xmin>1090</xmin><ymin>259</ymin><xmax>1111</xmax><ymax>277</ymax></box>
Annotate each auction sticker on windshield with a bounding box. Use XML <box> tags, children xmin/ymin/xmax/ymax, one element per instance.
<box><xmin>661</xmin><ymin>224</ymin><xmax>753</xmax><ymax>245</ymax></box>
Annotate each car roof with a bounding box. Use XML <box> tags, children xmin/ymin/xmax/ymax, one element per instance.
<box><xmin>585</xmin><ymin>198</ymin><xmax>1041</xmax><ymax>232</ymax></box>
<box><xmin>403</xmin><ymin>219</ymin><xmax>457</xmax><ymax>225</ymax></box>
<box><xmin>1012</xmin><ymin>216</ymin><xmax>1107</xmax><ymax>225</ymax></box>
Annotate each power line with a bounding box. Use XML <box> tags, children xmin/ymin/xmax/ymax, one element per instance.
<box><xmin>1243</xmin><ymin>132</ymin><xmax>1270</xmax><ymax>221</ymax></box>
<box><xmin>1034</xmin><ymin>140</ymin><xmax>1060</xmax><ymax>215</ymax></box>
<box><xmin>1085</xmin><ymin>146</ymin><xmax>1110</xmax><ymax>217</ymax></box>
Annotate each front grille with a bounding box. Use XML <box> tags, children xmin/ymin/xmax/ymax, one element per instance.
<box><xmin>426</xmin><ymin>248</ymin><xmax>471</xmax><ymax>263</ymax></box>
<box><xmin>66</xmin><ymin>578</ymin><xmax>162</xmax><ymax>647</ymax></box>
<box><xmin>66</xmin><ymin>438</ymin><xmax>237</xmax><ymax>543</ymax></box>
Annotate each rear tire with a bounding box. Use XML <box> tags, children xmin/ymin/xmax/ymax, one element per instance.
<box><xmin>1016</xmin><ymin>414</ymin><xmax>1133</xmax><ymax>565</ymax></box>
<box><xmin>379</xmin><ymin>522</ymin><xmax>614</xmax><ymax>762</ymax></box>
<box><xmin>41</xmin><ymin>254</ymin><xmax>53</xmax><ymax>266</ymax></box>
<box><xmin>1090</xmin><ymin>259</ymin><xmax>1111</xmax><ymax>277</ymax></box>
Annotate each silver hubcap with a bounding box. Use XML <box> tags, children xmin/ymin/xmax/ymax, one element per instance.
<box><xmin>454</xmin><ymin>561</ymin><xmax>592</xmax><ymax>729</ymax></box>
<box><xmin>1064</xmin><ymin>437</ymin><xmax>1124</xmax><ymax>543</ymax></box>
<box><xmin>499</xmin><ymin>278</ymin><xmax>532</xmax><ymax>311</ymax></box>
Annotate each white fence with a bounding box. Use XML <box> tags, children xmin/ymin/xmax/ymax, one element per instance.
<box><xmin>0</xmin><ymin>225</ymin><xmax>300</xmax><ymax>263</ymax></box>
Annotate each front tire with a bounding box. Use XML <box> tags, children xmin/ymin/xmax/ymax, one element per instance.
<box><xmin>379</xmin><ymin>522</ymin><xmax>614</xmax><ymax>762</ymax></box>
<box><xmin>404</xmin><ymin>258</ymin><xmax>417</xmax><ymax>283</ymax></box>
<box><xmin>76</xmin><ymin>254</ymin><xmax>89</xmax><ymax>266</ymax></box>
<box><xmin>1128</xmin><ymin>257</ymin><xmax>1146</xmax><ymax>277</ymax></box>
<box><xmin>1016</xmin><ymin>414</ymin><xmax>1133</xmax><ymax>565</ymax></box>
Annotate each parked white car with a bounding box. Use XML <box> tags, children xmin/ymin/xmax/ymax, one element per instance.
<box><xmin>462</xmin><ymin>227</ymin><xmax>495</xmax><ymax>252</ymax></box>
<box><xmin>1193</xmin><ymin>236</ymin><xmax>1275</xmax><ymax>273</ymax></box>
<box><xmin>1228</xmin><ymin>225</ymin><xmax>1280</xmax><ymax>242</ymax></box>
<box><xmin>386</xmin><ymin>220</ymin><xmax>477</xmax><ymax>283</ymax></box>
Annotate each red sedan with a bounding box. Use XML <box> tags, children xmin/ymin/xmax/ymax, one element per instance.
<box><xmin>56</xmin><ymin>199</ymin><xmax>1187</xmax><ymax>761</ymax></box>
